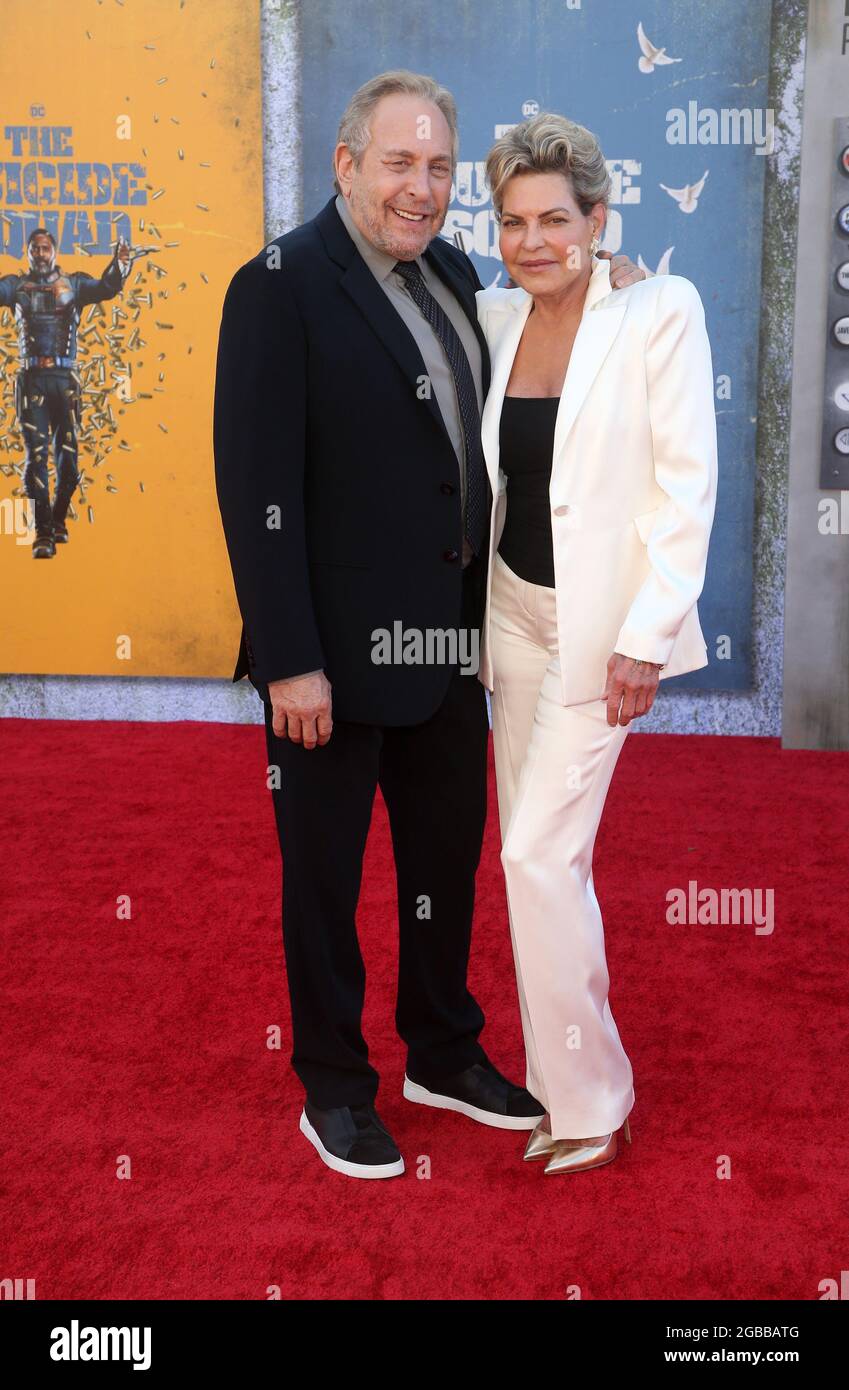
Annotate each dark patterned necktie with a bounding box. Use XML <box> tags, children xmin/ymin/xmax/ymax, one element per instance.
<box><xmin>393</xmin><ymin>258</ymin><xmax>487</xmax><ymax>557</ymax></box>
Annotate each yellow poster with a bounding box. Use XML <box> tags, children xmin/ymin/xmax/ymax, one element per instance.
<box><xmin>0</xmin><ymin>0</ymin><xmax>262</xmax><ymax>676</ymax></box>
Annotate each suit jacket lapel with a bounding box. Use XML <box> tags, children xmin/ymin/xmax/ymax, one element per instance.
<box><xmin>314</xmin><ymin>196</ymin><xmax>490</xmax><ymax>448</ymax></box>
<box><xmin>341</xmin><ymin>247</ymin><xmax>455</xmax><ymax>447</ymax></box>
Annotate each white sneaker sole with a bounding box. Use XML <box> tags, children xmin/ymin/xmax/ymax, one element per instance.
<box><xmin>299</xmin><ymin>1110</ymin><xmax>405</xmax><ymax>1179</ymax></box>
<box><xmin>403</xmin><ymin>1075</ymin><xmax>544</xmax><ymax>1131</ymax></box>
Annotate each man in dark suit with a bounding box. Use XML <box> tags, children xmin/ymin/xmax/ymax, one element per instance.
<box><xmin>214</xmin><ymin>70</ymin><xmax>642</xmax><ymax>1178</ymax></box>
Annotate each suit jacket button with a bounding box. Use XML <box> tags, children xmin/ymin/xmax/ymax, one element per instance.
<box><xmin>443</xmin><ymin>549</ymin><xmax>459</xmax><ymax>562</ymax></box>
<box><xmin>440</xmin><ymin>482</ymin><xmax>456</xmax><ymax>495</ymax></box>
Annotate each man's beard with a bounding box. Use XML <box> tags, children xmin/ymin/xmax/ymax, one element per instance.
<box><xmin>350</xmin><ymin>185</ymin><xmax>445</xmax><ymax>260</ymax></box>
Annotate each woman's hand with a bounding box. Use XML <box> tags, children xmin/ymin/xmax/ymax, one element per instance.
<box><xmin>601</xmin><ymin>652</ymin><xmax>662</xmax><ymax>726</ymax></box>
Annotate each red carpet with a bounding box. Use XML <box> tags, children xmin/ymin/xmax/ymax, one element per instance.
<box><xmin>1</xmin><ymin>716</ymin><xmax>846</xmax><ymax>1301</ymax></box>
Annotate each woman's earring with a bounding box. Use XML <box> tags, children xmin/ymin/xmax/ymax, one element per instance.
<box><xmin>589</xmin><ymin>231</ymin><xmax>600</xmax><ymax>258</ymax></box>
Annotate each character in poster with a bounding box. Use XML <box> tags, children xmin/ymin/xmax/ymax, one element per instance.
<box><xmin>0</xmin><ymin>228</ymin><xmax>130</xmax><ymax>557</ymax></box>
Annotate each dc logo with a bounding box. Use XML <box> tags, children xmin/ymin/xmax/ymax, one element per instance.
<box><xmin>522</xmin><ymin>101</ymin><xmax>539</xmax><ymax>117</ymax></box>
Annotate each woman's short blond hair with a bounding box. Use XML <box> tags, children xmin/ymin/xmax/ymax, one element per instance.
<box><xmin>485</xmin><ymin>112</ymin><xmax>610</xmax><ymax>217</ymax></box>
<box><xmin>333</xmin><ymin>70</ymin><xmax>459</xmax><ymax>194</ymax></box>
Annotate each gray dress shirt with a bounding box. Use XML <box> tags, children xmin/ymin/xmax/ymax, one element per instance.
<box><xmin>289</xmin><ymin>195</ymin><xmax>485</xmax><ymax>682</ymax></box>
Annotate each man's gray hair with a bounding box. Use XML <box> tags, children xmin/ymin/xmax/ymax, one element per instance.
<box><xmin>333</xmin><ymin>69</ymin><xmax>459</xmax><ymax>193</ymax></box>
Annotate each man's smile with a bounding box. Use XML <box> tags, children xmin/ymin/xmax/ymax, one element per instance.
<box><xmin>388</xmin><ymin>205</ymin><xmax>429</xmax><ymax>222</ymax></box>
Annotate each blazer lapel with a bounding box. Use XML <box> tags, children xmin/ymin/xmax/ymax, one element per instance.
<box><xmin>480</xmin><ymin>293</ymin><xmax>533</xmax><ymax>490</ymax></box>
<box><xmin>551</xmin><ymin>262</ymin><xmax>626</xmax><ymax>479</ymax></box>
<box><xmin>480</xmin><ymin>257</ymin><xmax>627</xmax><ymax>492</ymax></box>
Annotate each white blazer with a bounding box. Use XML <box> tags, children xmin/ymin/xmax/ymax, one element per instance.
<box><xmin>476</xmin><ymin>257</ymin><xmax>718</xmax><ymax>706</ymax></box>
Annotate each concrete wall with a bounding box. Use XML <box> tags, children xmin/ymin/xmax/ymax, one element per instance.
<box><xmin>782</xmin><ymin>0</ymin><xmax>849</xmax><ymax>750</ymax></box>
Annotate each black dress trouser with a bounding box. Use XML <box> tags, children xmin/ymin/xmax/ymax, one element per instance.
<box><xmin>262</xmin><ymin>562</ymin><xmax>490</xmax><ymax>1110</ymax></box>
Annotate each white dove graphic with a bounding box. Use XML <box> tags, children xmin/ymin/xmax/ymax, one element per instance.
<box><xmin>637</xmin><ymin>21</ymin><xmax>682</xmax><ymax>73</ymax></box>
<box><xmin>636</xmin><ymin>247</ymin><xmax>675</xmax><ymax>277</ymax></box>
<box><xmin>659</xmin><ymin>171</ymin><xmax>709</xmax><ymax>213</ymax></box>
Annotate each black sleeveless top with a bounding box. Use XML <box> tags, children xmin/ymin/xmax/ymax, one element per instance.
<box><xmin>497</xmin><ymin>396</ymin><xmax>559</xmax><ymax>588</ymax></box>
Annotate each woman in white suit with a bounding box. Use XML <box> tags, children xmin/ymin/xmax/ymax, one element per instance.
<box><xmin>476</xmin><ymin>114</ymin><xmax>717</xmax><ymax>1174</ymax></box>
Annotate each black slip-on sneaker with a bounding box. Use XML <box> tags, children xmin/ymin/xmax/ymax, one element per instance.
<box><xmin>299</xmin><ymin>1101</ymin><xmax>405</xmax><ymax>1179</ymax></box>
<box><xmin>403</xmin><ymin>1058</ymin><xmax>545</xmax><ymax>1130</ymax></box>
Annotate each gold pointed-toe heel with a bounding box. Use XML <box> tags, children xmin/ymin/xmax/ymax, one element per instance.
<box><xmin>523</xmin><ymin>1114</ymin><xmax>558</xmax><ymax>1162</ymax></box>
<box><xmin>543</xmin><ymin>1115</ymin><xmax>633</xmax><ymax>1175</ymax></box>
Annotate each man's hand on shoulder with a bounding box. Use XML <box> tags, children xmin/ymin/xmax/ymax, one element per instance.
<box><xmin>596</xmin><ymin>249</ymin><xmax>647</xmax><ymax>290</ymax></box>
<box><xmin>268</xmin><ymin>670</ymin><xmax>333</xmax><ymax>749</ymax></box>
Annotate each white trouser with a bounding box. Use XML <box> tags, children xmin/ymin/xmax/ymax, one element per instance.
<box><xmin>488</xmin><ymin>551</ymin><xmax>635</xmax><ymax>1140</ymax></box>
